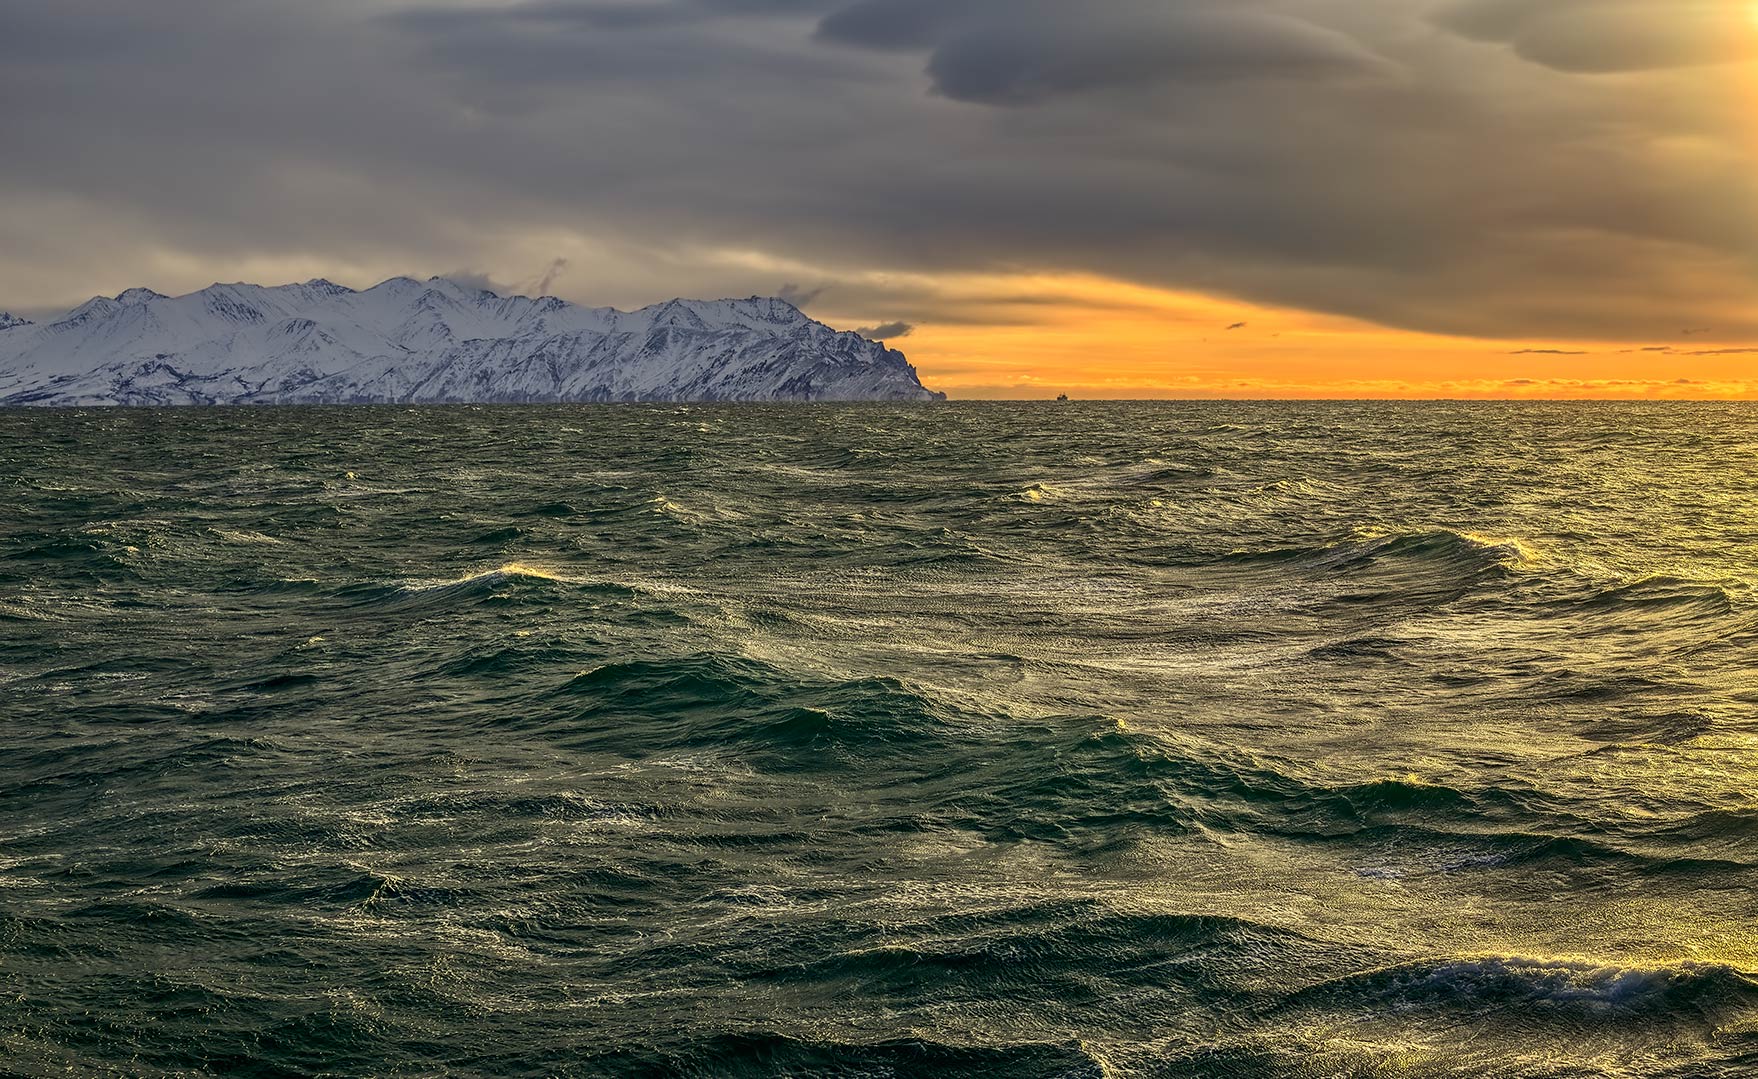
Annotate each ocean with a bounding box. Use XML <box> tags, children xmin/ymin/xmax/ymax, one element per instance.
<box><xmin>3</xmin><ymin>402</ymin><xmax>1755</xmax><ymax>1077</ymax></box>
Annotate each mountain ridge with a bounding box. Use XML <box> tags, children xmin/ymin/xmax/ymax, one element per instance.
<box><xmin>0</xmin><ymin>276</ymin><xmax>944</xmax><ymax>405</ymax></box>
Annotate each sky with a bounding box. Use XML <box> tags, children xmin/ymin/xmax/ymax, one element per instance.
<box><xmin>3</xmin><ymin>0</ymin><xmax>1757</xmax><ymax>398</ymax></box>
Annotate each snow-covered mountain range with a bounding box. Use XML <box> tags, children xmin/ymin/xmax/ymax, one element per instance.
<box><xmin>0</xmin><ymin>277</ymin><xmax>944</xmax><ymax>405</ymax></box>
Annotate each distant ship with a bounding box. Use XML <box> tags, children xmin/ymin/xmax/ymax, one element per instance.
<box><xmin>1056</xmin><ymin>393</ymin><xmax>1070</xmax><ymax>402</ymax></box>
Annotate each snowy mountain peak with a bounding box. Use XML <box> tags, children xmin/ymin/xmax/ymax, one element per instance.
<box><xmin>0</xmin><ymin>313</ymin><xmax>30</xmax><ymax>331</ymax></box>
<box><xmin>0</xmin><ymin>276</ymin><xmax>944</xmax><ymax>405</ymax></box>
<box><xmin>56</xmin><ymin>296</ymin><xmax>121</xmax><ymax>328</ymax></box>
<box><xmin>724</xmin><ymin>296</ymin><xmax>809</xmax><ymax>324</ymax></box>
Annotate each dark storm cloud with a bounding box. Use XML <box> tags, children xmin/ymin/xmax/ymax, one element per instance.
<box><xmin>533</xmin><ymin>258</ymin><xmax>571</xmax><ymax>296</ymax></box>
<box><xmin>854</xmin><ymin>320</ymin><xmax>914</xmax><ymax>340</ymax></box>
<box><xmin>1</xmin><ymin>0</ymin><xmax>1754</xmax><ymax>340</ymax></box>
<box><xmin>816</xmin><ymin>0</ymin><xmax>1389</xmax><ymax>105</ymax></box>
<box><xmin>442</xmin><ymin>258</ymin><xmax>569</xmax><ymax>295</ymax></box>
<box><xmin>776</xmin><ymin>283</ymin><xmax>830</xmax><ymax>308</ymax></box>
<box><xmin>443</xmin><ymin>269</ymin><xmax>514</xmax><ymax>294</ymax></box>
<box><xmin>395</xmin><ymin>0</ymin><xmax>834</xmax><ymax>34</ymax></box>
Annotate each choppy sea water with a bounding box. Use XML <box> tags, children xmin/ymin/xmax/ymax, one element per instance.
<box><xmin>3</xmin><ymin>402</ymin><xmax>1757</xmax><ymax>1078</ymax></box>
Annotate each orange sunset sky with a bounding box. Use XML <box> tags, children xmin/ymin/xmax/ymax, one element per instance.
<box><xmin>831</xmin><ymin>270</ymin><xmax>1758</xmax><ymax>400</ymax></box>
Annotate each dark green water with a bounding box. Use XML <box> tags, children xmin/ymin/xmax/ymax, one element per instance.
<box><xmin>4</xmin><ymin>402</ymin><xmax>1758</xmax><ymax>1077</ymax></box>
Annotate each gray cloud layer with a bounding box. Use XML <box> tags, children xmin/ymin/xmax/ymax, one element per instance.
<box><xmin>2</xmin><ymin>0</ymin><xmax>1754</xmax><ymax>339</ymax></box>
<box><xmin>1437</xmin><ymin>0</ymin><xmax>1758</xmax><ymax>72</ymax></box>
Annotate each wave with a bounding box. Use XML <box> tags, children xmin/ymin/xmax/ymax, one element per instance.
<box><xmin>578</xmin><ymin>1032</ymin><xmax>1105</xmax><ymax>1079</ymax></box>
<box><xmin>430</xmin><ymin>641</ymin><xmax>592</xmax><ymax>679</ymax></box>
<box><xmin>1070</xmin><ymin>728</ymin><xmax>1507</xmax><ymax>825</ymax></box>
<box><xmin>1313</xmin><ymin>529</ymin><xmax>1536</xmax><ymax>573</ymax></box>
<box><xmin>1117</xmin><ymin>460</ymin><xmax>1216</xmax><ymax>487</ymax></box>
<box><xmin>1347</xmin><ymin>824</ymin><xmax>1758</xmax><ymax>878</ymax></box>
<box><xmin>1305</xmin><ymin>634</ymin><xmax>1408</xmax><ymax>661</ymax></box>
<box><xmin>516</xmin><ymin>501</ymin><xmax>580</xmax><ymax>518</ymax></box>
<box><xmin>7</xmin><ymin>532</ymin><xmax>144</xmax><ymax>579</ymax></box>
<box><xmin>1563</xmin><ymin>574</ymin><xmax>1748</xmax><ymax>629</ymax></box>
<box><xmin>1283</xmin><ymin>956</ymin><xmax>1758</xmax><ymax>1024</ymax></box>
<box><xmin>745</xmin><ymin>899</ymin><xmax>1319</xmax><ymax>994</ymax></box>
<box><xmin>556</xmin><ymin>654</ymin><xmax>963</xmax><ymax>762</ymax></box>
<box><xmin>0</xmin><ymin>601</ymin><xmax>61</xmax><ymax>623</ymax></box>
<box><xmin>1653</xmin><ymin>807</ymin><xmax>1758</xmax><ymax>843</ymax></box>
<box><xmin>1211</xmin><ymin>529</ymin><xmax>1538</xmax><ymax>596</ymax></box>
<box><xmin>182</xmin><ymin>856</ymin><xmax>481</xmax><ymax>916</ymax></box>
<box><xmin>224</xmin><ymin>576</ymin><xmax>325</xmax><ymax>596</ymax></box>
<box><xmin>338</xmin><ymin>562</ymin><xmax>609</xmax><ymax>610</ymax></box>
<box><xmin>640</xmin><ymin>491</ymin><xmax>753</xmax><ymax>524</ymax></box>
<box><xmin>467</xmin><ymin>525</ymin><xmax>527</xmax><ymax>544</ymax></box>
<box><xmin>387</xmin><ymin>789</ymin><xmax>654</xmax><ymax>826</ymax></box>
<box><xmin>209</xmin><ymin>527</ymin><xmax>284</xmax><ymax>545</ymax></box>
